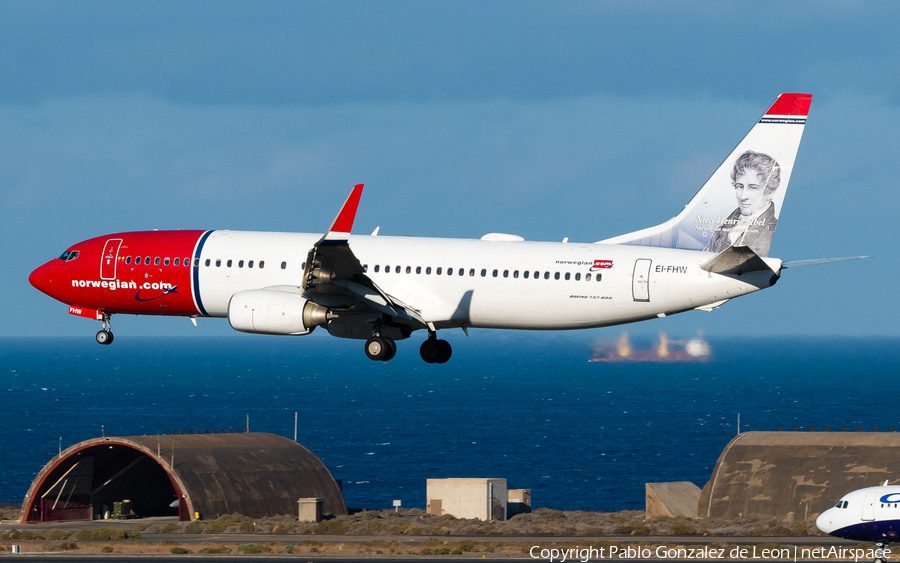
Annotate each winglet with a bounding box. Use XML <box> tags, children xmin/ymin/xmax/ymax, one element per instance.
<box><xmin>318</xmin><ymin>184</ymin><xmax>364</xmax><ymax>246</ymax></box>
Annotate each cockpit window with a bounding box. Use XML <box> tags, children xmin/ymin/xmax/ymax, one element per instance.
<box><xmin>58</xmin><ymin>250</ymin><xmax>80</xmax><ymax>262</ymax></box>
<box><xmin>835</xmin><ymin>501</ymin><xmax>842</xmax><ymax>508</ymax></box>
<box><xmin>843</xmin><ymin>501</ymin><xmax>849</xmax><ymax>509</ymax></box>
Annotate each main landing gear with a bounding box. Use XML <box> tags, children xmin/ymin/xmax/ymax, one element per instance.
<box><xmin>364</xmin><ymin>336</ymin><xmax>397</xmax><ymax>362</ymax></box>
<box><xmin>363</xmin><ymin>328</ymin><xmax>452</xmax><ymax>364</ymax></box>
<box><xmin>419</xmin><ymin>332</ymin><xmax>451</xmax><ymax>364</ymax></box>
<box><xmin>96</xmin><ymin>313</ymin><xmax>114</xmax><ymax>346</ymax></box>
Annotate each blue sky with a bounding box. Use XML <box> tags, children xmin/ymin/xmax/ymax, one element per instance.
<box><xmin>2</xmin><ymin>1</ymin><xmax>896</xmax><ymax>339</ymax></box>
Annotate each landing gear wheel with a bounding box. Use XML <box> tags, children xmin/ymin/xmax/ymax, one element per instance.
<box><xmin>383</xmin><ymin>338</ymin><xmax>397</xmax><ymax>361</ymax></box>
<box><xmin>435</xmin><ymin>339</ymin><xmax>451</xmax><ymax>363</ymax></box>
<box><xmin>96</xmin><ymin>330</ymin><xmax>113</xmax><ymax>345</ymax></box>
<box><xmin>365</xmin><ymin>337</ymin><xmax>395</xmax><ymax>361</ymax></box>
<box><xmin>420</xmin><ymin>339</ymin><xmax>440</xmax><ymax>363</ymax></box>
<box><xmin>420</xmin><ymin>338</ymin><xmax>451</xmax><ymax>363</ymax></box>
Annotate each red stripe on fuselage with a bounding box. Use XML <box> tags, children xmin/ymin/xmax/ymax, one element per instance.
<box><xmin>30</xmin><ymin>230</ymin><xmax>206</xmax><ymax>316</ymax></box>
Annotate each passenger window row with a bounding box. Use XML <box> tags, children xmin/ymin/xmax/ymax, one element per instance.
<box><xmin>362</xmin><ymin>264</ymin><xmax>602</xmax><ymax>282</ymax></box>
<box><xmin>124</xmin><ymin>256</ymin><xmax>191</xmax><ymax>267</ymax></box>
<box><xmin>202</xmin><ymin>259</ymin><xmax>288</xmax><ymax>269</ymax></box>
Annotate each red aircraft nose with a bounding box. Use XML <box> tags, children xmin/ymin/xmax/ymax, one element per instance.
<box><xmin>29</xmin><ymin>263</ymin><xmax>54</xmax><ymax>295</ymax></box>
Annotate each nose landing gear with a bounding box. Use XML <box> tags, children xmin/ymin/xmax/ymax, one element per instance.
<box><xmin>96</xmin><ymin>313</ymin><xmax>114</xmax><ymax>345</ymax></box>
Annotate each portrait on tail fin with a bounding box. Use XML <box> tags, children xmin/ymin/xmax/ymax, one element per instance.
<box><xmin>703</xmin><ymin>150</ymin><xmax>780</xmax><ymax>257</ymax></box>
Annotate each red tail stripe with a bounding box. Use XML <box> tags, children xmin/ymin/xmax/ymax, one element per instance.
<box><xmin>765</xmin><ymin>93</ymin><xmax>813</xmax><ymax>117</ymax></box>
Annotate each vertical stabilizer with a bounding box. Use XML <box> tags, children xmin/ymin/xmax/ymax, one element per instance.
<box><xmin>599</xmin><ymin>93</ymin><xmax>812</xmax><ymax>257</ymax></box>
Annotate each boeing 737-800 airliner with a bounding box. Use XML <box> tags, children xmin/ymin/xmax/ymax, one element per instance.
<box><xmin>28</xmin><ymin>93</ymin><xmax>864</xmax><ymax>363</ymax></box>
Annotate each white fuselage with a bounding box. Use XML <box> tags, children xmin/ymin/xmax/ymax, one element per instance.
<box><xmin>817</xmin><ymin>485</ymin><xmax>900</xmax><ymax>543</ymax></box>
<box><xmin>194</xmin><ymin>230</ymin><xmax>779</xmax><ymax>330</ymax></box>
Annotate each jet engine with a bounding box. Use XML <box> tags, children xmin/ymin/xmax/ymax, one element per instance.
<box><xmin>227</xmin><ymin>289</ymin><xmax>328</xmax><ymax>335</ymax></box>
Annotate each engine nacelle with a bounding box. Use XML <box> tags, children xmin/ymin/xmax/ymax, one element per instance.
<box><xmin>228</xmin><ymin>289</ymin><xmax>328</xmax><ymax>335</ymax></box>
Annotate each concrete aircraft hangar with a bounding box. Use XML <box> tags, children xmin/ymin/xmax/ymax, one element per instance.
<box><xmin>21</xmin><ymin>432</ymin><xmax>345</xmax><ymax>523</ymax></box>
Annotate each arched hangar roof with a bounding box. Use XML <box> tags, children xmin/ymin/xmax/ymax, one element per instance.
<box><xmin>22</xmin><ymin>432</ymin><xmax>345</xmax><ymax>522</ymax></box>
<box><xmin>699</xmin><ymin>431</ymin><xmax>900</xmax><ymax>522</ymax></box>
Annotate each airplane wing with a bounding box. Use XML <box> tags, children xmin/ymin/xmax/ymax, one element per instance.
<box><xmin>301</xmin><ymin>185</ymin><xmax>428</xmax><ymax>327</ymax></box>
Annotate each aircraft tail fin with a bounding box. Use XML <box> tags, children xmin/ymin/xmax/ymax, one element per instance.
<box><xmin>598</xmin><ymin>93</ymin><xmax>812</xmax><ymax>257</ymax></box>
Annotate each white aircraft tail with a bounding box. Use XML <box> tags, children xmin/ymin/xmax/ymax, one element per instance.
<box><xmin>599</xmin><ymin>93</ymin><xmax>812</xmax><ymax>257</ymax></box>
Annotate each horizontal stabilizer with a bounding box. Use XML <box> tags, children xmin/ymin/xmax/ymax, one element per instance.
<box><xmin>782</xmin><ymin>256</ymin><xmax>871</xmax><ymax>269</ymax></box>
<box><xmin>700</xmin><ymin>245</ymin><xmax>775</xmax><ymax>276</ymax></box>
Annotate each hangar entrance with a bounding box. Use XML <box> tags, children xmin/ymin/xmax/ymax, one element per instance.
<box><xmin>25</xmin><ymin>442</ymin><xmax>184</xmax><ymax>523</ymax></box>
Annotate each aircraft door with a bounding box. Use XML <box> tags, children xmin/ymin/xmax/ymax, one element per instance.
<box><xmin>632</xmin><ymin>259</ymin><xmax>651</xmax><ymax>302</ymax></box>
<box><xmin>862</xmin><ymin>492</ymin><xmax>877</xmax><ymax>521</ymax></box>
<box><xmin>100</xmin><ymin>239</ymin><xmax>123</xmax><ymax>280</ymax></box>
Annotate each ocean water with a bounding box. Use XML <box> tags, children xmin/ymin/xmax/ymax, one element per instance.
<box><xmin>2</xmin><ymin>333</ymin><xmax>899</xmax><ymax>512</ymax></box>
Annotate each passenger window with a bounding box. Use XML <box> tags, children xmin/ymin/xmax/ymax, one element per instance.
<box><xmin>447</xmin><ymin>268</ymin><xmax>453</xmax><ymax>276</ymax></box>
<box><xmin>375</xmin><ymin>265</ymin><xmax>380</xmax><ymax>273</ymax></box>
<box><xmin>469</xmin><ymin>269</ymin><xmax>475</xmax><ymax>276</ymax></box>
<box><xmin>127</xmin><ymin>256</ymin><xmax>134</xmax><ymax>265</ymax></box>
<box><xmin>195</xmin><ymin>258</ymin><xmax>200</xmax><ymax>267</ymax></box>
<box><xmin>416</xmin><ymin>266</ymin><xmax>422</xmax><ymax>274</ymax></box>
<box><xmin>145</xmin><ymin>256</ymin><xmax>151</xmax><ymax>264</ymax></box>
<box><xmin>205</xmin><ymin>259</ymin><xmax>211</xmax><ymax>267</ymax></box>
<box><xmin>426</xmin><ymin>267</ymin><xmax>432</xmax><ymax>275</ymax></box>
<box><xmin>524</xmin><ymin>271</ymin><xmax>529</xmax><ymax>279</ymax></box>
<box><xmin>216</xmin><ymin>259</ymin><xmax>221</xmax><ymax>267</ymax></box>
<box><xmin>596</xmin><ymin>274</ymin><xmax>602</xmax><ymax>281</ymax></box>
<box><xmin>481</xmin><ymin>269</ymin><xmax>487</xmax><ymax>277</ymax></box>
<box><xmin>164</xmin><ymin>257</ymin><xmax>170</xmax><ymax>266</ymax></box>
<box><xmin>395</xmin><ymin>266</ymin><xmax>400</xmax><ymax>273</ymax></box>
<box><xmin>185</xmin><ymin>257</ymin><xmax>190</xmax><ymax>266</ymax></box>
<box><xmin>565</xmin><ymin>273</ymin><xmax>570</xmax><ymax>280</ymax></box>
<box><xmin>544</xmin><ymin>272</ymin><xmax>550</xmax><ymax>279</ymax></box>
<box><xmin>492</xmin><ymin>269</ymin><xmax>498</xmax><ymax>277</ymax></box>
<box><xmin>154</xmin><ymin>257</ymin><xmax>161</xmax><ymax>265</ymax></box>
<box><xmin>259</xmin><ymin>261</ymin><xmax>265</xmax><ymax>268</ymax></box>
<box><xmin>238</xmin><ymin>260</ymin><xmax>244</xmax><ymax>268</ymax></box>
<box><xmin>437</xmin><ymin>267</ymin><xmax>442</xmax><ymax>275</ymax></box>
<box><xmin>575</xmin><ymin>273</ymin><xmax>581</xmax><ymax>281</ymax></box>
<box><xmin>248</xmin><ymin>260</ymin><xmax>254</xmax><ymax>268</ymax></box>
<box><xmin>301</xmin><ymin>262</ymin><xmax>306</xmax><ymax>270</ymax></box>
<box><xmin>406</xmin><ymin>266</ymin><xmax>411</xmax><ymax>274</ymax></box>
<box><xmin>586</xmin><ymin>273</ymin><xmax>592</xmax><ymax>281</ymax></box>
<box><xmin>281</xmin><ymin>262</ymin><xmax>287</xmax><ymax>269</ymax></box>
<box><xmin>503</xmin><ymin>270</ymin><xmax>509</xmax><ymax>278</ymax></box>
<box><xmin>513</xmin><ymin>270</ymin><xmax>519</xmax><ymax>278</ymax></box>
<box><xmin>227</xmin><ymin>259</ymin><xmax>233</xmax><ymax>267</ymax></box>
<box><xmin>554</xmin><ymin>272</ymin><xmax>560</xmax><ymax>280</ymax></box>
<box><xmin>174</xmin><ymin>258</ymin><xmax>179</xmax><ymax>266</ymax></box>
<box><xmin>534</xmin><ymin>271</ymin><xmax>539</xmax><ymax>279</ymax></box>
<box><xmin>363</xmin><ymin>264</ymin><xmax>368</xmax><ymax>272</ymax></box>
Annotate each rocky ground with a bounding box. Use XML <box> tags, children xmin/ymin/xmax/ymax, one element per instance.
<box><xmin>0</xmin><ymin>505</ymin><xmax>839</xmax><ymax>556</ymax></box>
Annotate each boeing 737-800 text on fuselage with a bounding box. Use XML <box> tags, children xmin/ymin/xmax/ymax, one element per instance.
<box><xmin>28</xmin><ymin>93</ymin><xmax>863</xmax><ymax>363</ymax></box>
